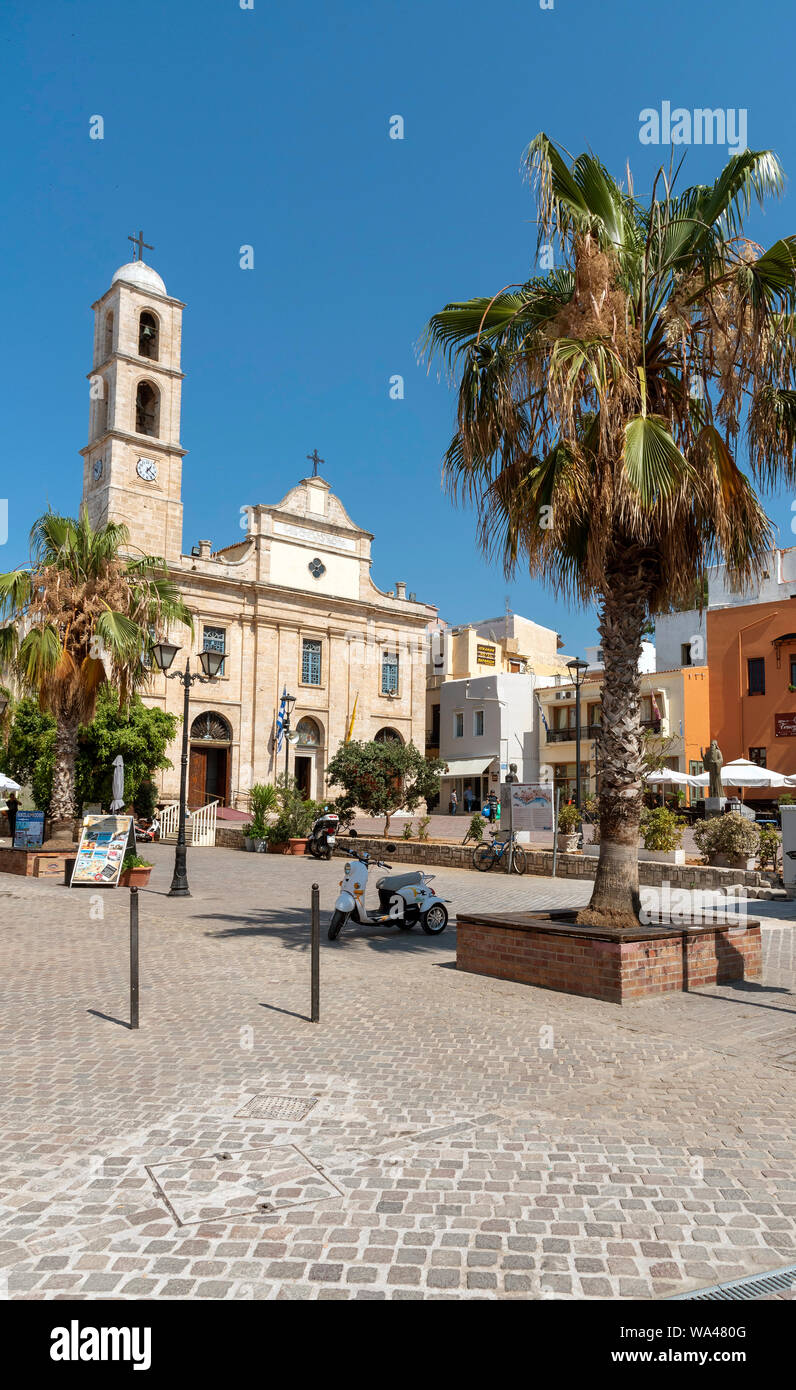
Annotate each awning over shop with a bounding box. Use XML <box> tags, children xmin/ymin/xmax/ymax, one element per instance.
<box><xmin>440</xmin><ymin>758</ymin><xmax>495</xmax><ymax>778</ymax></box>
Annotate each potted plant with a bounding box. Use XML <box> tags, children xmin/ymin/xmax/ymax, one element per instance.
<box><xmin>758</xmin><ymin>824</ymin><xmax>781</xmax><ymax>871</ymax></box>
<box><xmin>557</xmin><ymin>802</ymin><xmax>582</xmax><ymax>852</ymax></box>
<box><xmin>694</xmin><ymin>812</ymin><xmax>761</xmax><ymax>870</ymax></box>
<box><xmin>118</xmin><ymin>852</ymin><xmax>153</xmax><ymax>887</ymax></box>
<box><xmin>639</xmin><ymin>805</ymin><xmax>686</xmax><ymax>864</ymax></box>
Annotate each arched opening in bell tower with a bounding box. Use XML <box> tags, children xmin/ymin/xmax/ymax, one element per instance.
<box><xmin>138</xmin><ymin>310</ymin><xmax>159</xmax><ymax>360</ymax></box>
<box><xmin>135</xmin><ymin>380</ymin><xmax>160</xmax><ymax>437</ymax></box>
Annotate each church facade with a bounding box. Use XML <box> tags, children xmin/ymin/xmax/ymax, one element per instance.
<box><xmin>80</xmin><ymin>253</ymin><xmax>437</xmax><ymax>808</ymax></box>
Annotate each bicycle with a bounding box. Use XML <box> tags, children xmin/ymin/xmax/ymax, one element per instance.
<box><xmin>472</xmin><ymin>830</ymin><xmax>526</xmax><ymax>875</ymax></box>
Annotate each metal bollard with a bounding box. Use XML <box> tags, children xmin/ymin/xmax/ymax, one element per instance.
<box><xmin>310</xmin><ymin>882</ymin><xmax>320</xmax><ymax>1023</ymax></box>
<box><xmin>129</xmin><ymin>887</ymin><xmax>140</xmax><ymax>1030</ymax></box>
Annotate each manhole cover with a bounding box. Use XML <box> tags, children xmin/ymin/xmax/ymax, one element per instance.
<box><xmin>234</xmin><ymin>1094</ymin><xmax>317</xmax><ymax>1121</ymax></box>
<box><xmin>147</xmin><ymin>1145</ymin><xmax>340</xmax><ymax>1226</ymax></box>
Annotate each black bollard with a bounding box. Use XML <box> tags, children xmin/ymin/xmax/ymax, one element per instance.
<box><xmin>310</xmin><ymin>882</ymin><xmax>320</xmax><ymax>1023</ymax></box>
<box><xmin>130</xmin><ymin>887</ymin><xmax>140</xmax><ymax>1030</ymax></box>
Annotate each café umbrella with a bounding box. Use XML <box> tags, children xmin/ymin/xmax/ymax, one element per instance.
<box><xmin>691</xmin><ymin>758</ymin><xmax>795</xmax><ymax>789</ymax></box>
<box><xmin>0</xmin><ymin>774</ymin><xmax>21</xmax><ymax>793</ymax></box>
<box><xmin>110</xmin><ymin>755</ymin><xmax>125</xmax><ymax>812</ymax></box>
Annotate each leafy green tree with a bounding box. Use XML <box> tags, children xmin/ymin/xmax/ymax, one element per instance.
<box><xmin>326</xmin><ymin>739</ymin><xmax>445</xmax><ymax>835</ymax></box>
<box><xmin>0</xmin><ymin>511</ymin><xmax>191</xmax><ymax>829</ymax></box>
<box><xmin>422</xmin><ymin>136</ymin><xmax>792</xmax><ymax>925</ymax></box>
<box><xmin>4</xmin><ymin>688</ymin><xmax>176</xmax><ymax>815</ymax></box>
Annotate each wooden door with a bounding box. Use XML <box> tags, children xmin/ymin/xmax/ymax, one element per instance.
<box><xmin>188</xmin><ymin>748</ymin><xmax>207</xmax><ymax>808</ymax></box>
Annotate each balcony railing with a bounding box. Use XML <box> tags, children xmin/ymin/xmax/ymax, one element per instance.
<box><xmin>546</xmin><ymin>723</ymin><xmax>602</xmax><ymax>742</ymax></box>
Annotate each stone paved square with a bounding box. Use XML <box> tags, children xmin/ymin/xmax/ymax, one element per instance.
<box><xmin>2</xmin><ymin>843</ymin><xmax>796</xmax><ymax>1300</ymax></box>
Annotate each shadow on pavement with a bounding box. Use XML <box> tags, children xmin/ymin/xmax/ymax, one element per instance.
<box><xmin>196</xmin><ymin>906</ymin><xmax>455</xmax><ymax>956</ymax></box>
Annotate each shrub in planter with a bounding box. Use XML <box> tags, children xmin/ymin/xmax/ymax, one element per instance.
<box><xmin>758</xmin><ymin>824</ymin><xmax>781</xmax><ymax>870</ymax></box>
<box><xmin>464</xmin><ymin>812</ymin><xmax>485</xmax><ymax>845</ymax></box>
<box><xmin>558</xmin><ymin>802</ymin><xmax>581</xmax><ymax>851</ymax></box>
<box><xmin>417</xmin><ymin>815</ymin><xmax>431</xmax><ymax>842</ymax></box>
<box><xmin>118</xmin><ymin>852</ymin><xmax>153</xmax><ymax>886</ymax></box>
<box><xmin>694</xmin><ymin>812</ymin><xmax>760</xmax><ymax>867</ymax></box>
<box><xmin>640</xmin><ymin>806</ymin><xmax>685</xmax><ymax>853</ymax></box>
<box><xmin>402</xmin><ymin>820</ymin><xmax>414</xmax><ymax>840</ymax></box>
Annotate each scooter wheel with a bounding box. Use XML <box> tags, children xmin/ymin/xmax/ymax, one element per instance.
<box><xmin>328</xmin><ymin>909</ymin><xmax>348</xmax><ymax>940</ymax></box>
<box><xmin>324</xmin><ymin>849</ymin><xmax>333</xmax><ymax>861</ymax></box>
<box><xmin>421</xmin><ymin>904</ymin><xmax>448</xmax><ymax>935</ymax></box>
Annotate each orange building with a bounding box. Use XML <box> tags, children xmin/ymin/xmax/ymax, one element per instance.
<box><xmin>707</xmin><ymin>602</ymin><xmax>796</xmax><ymax>796</ymax></box>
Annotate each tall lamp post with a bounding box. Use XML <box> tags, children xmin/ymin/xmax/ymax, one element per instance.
<box><xmin>566</xmin><ymin>657</ymin><xmax>589</xmax><ymax>810</ymax></box>
<box><xmin>151</xmin><ymin>642</ymin><xmax>224</xmax><ymax>897</ymax></box>
<box><xmin>282</xmin><ymin>692</ymin><xmax>297</xmax><ymax>783</ymax></box>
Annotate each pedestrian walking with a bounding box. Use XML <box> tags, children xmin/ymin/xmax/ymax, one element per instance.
<box><xmin>464</xmin><ymin>784</ymin><xmax>474</xmax><ymax>813</ymax></box>
<box><xmin>449</xmin><ymin>788</ymin><xmax>458</xmax><ymax>816</ymax></box>
<box><xmin>6</xmin><ymin>791</ymin><xmax>18</xmax><ymax>844</ymax></box>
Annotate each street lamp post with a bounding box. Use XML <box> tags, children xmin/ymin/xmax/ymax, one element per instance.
<box><xmin>151</xmin><ymin>642</ymin><xmax>224</xmax><ymax>897</ymax></box>
<box><xmin>566</xmin><ymin>657</ymin><xmax>589</xmax><ymax>810</ymax></box>
<box><xmin>282</xmin><ymin>692</ymin><xmax>297</xmax><ymax>784</ymax></box>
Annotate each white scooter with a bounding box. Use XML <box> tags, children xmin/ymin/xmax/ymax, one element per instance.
<box><xmin>328</xmin><ymin>845</ymin><xmax>449</xmax><ymax>940</ymax></box>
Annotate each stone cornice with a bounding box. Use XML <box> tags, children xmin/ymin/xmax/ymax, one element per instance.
<box><xmin>87</xmin><ymin>355</ymin><xmax>185</xmax><ymax>382</ymax></box>
<box><xmin>79</xmin><ymin>430</ymin><xmax>188</xmax><ymax>459</ymax></box>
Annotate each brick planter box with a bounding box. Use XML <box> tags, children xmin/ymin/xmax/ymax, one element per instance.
<box><xmin>456</xmin><ymin>909</ymin><xmax>762</xmax><ymax>1004</ymax></box>
<box><xmin>0</xmin><ymin>847</ymin><xmax>76</xmax><ymax>879</ymax></box>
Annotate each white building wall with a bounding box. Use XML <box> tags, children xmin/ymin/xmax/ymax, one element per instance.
<box><xmin>439</xmin><ymin>673</ymin><xmax>540</xmax><ymax>783</ymax></box>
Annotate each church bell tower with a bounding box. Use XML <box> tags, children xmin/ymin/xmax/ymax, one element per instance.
<box><xmin>80</xmin><ymin>234</ymin><xmax>186</xmax><ymax>561</ymax></box>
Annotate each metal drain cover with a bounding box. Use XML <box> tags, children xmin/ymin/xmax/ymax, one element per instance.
<box><xmin>147</xmin><ymin>1145</ymin><xmax>340</xmax><ymax>1226</ymax></box>
<box><xmin>234</xmin><ymin>1094</ymin><xmax>317</xmax><ymax>1121</ymax></box>
<box><xmin>670</xmin><ymin>1263</ymin><xmax>796</xmax><ymax>1300</ymax></box>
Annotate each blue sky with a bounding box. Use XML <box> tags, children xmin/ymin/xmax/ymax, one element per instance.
<box><xmin>3</xmin><ymin>0</ymin><xmax>796</xmax><ymax>653</ymax></box>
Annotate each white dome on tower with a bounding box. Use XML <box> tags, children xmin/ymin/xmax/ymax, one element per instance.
<box><xmin>111</xmin><ymin>260</ymin><xmax>167</xmax><ymax>296</ymax></box>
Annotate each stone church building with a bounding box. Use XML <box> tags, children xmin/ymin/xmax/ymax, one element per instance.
<box><xmin>80</xmin><ymin>252</ymin><xmax>436</xmax><ymax>807</ymax></box>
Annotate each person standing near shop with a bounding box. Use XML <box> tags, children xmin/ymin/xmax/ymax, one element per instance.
<box><xmin>449</xmin><ymin>788</ymin><xmax>458</xmax><ymax>816</ymax></box>
<box><xmin>6</xmin><ymin>791</ymin><xmax>18</xmax><ymax>845</ymax></box>
<box><xmin>464</xmin><ymin>784</ymin><xmax>474</xmax><ymax>814</ymax></box>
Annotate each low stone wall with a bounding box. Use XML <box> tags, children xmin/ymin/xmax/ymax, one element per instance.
<box><xmin>215</xmin><ymin>825</ymin><xmax>246</xmax><ymax>849</ymax></box>
<box><xmin>456</xmin><ymin>911</ymin><xmax>762</xmax><ymax>1004</ymax></box>
<box><xmin>328</xmin><ymin>835</ymin><xmax>775</xmax><ymax>894</ymax></box>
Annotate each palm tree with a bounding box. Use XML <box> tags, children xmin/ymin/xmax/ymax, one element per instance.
<box><xmin>422</xmin><ymin>136</ymin><xmax>796</xmax><ymax>926</ymax></box>
<box><xmin>0</xmin><ymin>511</ymin><xmax>192</xmax><ymax>833</ymax></box>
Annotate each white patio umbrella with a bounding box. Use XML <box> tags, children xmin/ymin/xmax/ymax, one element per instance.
<box><xmin>645</xmin><ymin>770</ymin><xmax>700</xmax><ymax>786</ymax></box>
<box><xmin>0</xmin><ymin>773</ymin><xmax>21</xmax><ymax>793</ymax></box>
<box><xmin>691</xmin><ymin>758</ymin><xmax>793</xmax><ymax>789</ymax></box>
<box><xmin>109</xmin><ymin>755</ymin><xmax>125</xmax><ymax>812</ymax></box>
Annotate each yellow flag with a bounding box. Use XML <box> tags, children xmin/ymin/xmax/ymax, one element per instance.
<box><xmin>345</xmin><ymin>692</ymin><xmax>358</xmax><ymax>743</ymax></box>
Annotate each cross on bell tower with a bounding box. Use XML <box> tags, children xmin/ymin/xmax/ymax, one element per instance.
<box><xmin>306</xmin><ymin>448</ymin><xmax>324</xmax><ymax>478</ymax></box>
<box><xmin>128</xmin><ymin>229</ymin><xmax>153</xmax><ymax>262</ymax></box>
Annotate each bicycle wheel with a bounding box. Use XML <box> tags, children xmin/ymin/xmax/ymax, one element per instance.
<box><xmin>511</xmin><ymin>845</ymin><xmax>527</xmax><ymax>876</ymax></box>
<box><xmin>473</xmin><ymin>842</ymin><xmax>496</xmax><ymax>872</ymax></box>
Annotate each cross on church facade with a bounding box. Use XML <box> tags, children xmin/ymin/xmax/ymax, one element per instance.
<box><xmin>128</xmin><ymin>229</ymin><xmax>154</xmax><ymax>262</ymax></box>
<box><xmin>306</xmin><ymin>449</ymin><xmax>324</xmax><ymax>477</ymax></box>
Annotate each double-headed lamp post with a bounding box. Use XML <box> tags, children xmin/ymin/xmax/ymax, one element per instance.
<box><xmin>151</xmin><ymin>642</ymin><xmax>224</xmax><ymax>897</ymax></box>
<box><xmin>566</xmin><ymin>657</ymin><xmax>589</xmax><ymax>810</ymax></box>
<box><xmin>282</xmin><ymin>692</ymin><xmax>297</xmax><ymax>783</ymax></box>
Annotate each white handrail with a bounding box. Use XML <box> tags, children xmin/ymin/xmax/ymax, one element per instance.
<box><xmin>191</xmin><ymin>798</ymin><xmax>219</xmax><ymax>847</ymax></box>
<box><xmin>159</xmin><ymin>802</ymin><xmax>181</xmax><ymax>838</ymax></box>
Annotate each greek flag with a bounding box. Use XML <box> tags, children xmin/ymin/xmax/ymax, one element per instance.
<box><xmin>276</xmin><ymin>688</ymin><xmax>287</xmax><ymax>752</ymax></box>
<box><xmin>535</xmin><ymin>694</ymin><xmax>550</xmax><ymax>735</ymax></box>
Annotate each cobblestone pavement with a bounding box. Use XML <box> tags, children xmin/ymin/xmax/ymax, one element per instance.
<box><xmin>2</xmin><ymin>845</ymin><xmax>796</xmax><ymax>1301</ymax></box>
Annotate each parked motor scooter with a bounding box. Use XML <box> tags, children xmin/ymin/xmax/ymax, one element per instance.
<box><xmin>307</xmin><ymin>807</ymin><xmax>339</xmax><ymax>860</ymax></box>
<box><xmin>329</xmin><ymin>844</ymin><xmax>449</xmax><ymax>939</ymax></box>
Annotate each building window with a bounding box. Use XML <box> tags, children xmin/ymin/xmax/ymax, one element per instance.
<box><xmin>430</xmin><ymin>704</ymin><xmax>440</xmax><ymax>745</ymax></box>
<box><xmin>138</xmin><ymin>311</ymin><xmax>159</xmax><ymax>360</ymax></box>
<box><xmin>454</xmin><ymin>711</ymin><xmax>464</xmax><ymax>739</ymax></box>
<box><xmin>474</xmin><ymin>709</ymin><xmax>484</xmax><ymax>737</ymax></box>
<box><xmin>747</xmin><ymin>657</ymin><xmax>765</xmax><ymax>696</ymax></box>
<box><xmin>509</xmin><ymin>659</ymin><xmax>521</xmax><ymax>673</ymax></box>
<box><xmin>681</xmin><ymin>642</ymin><xmax>693</xmax><ymax>667</ymax></box>
<box><xmin>104</xmin><ymin>310</ymin><xmax>114</xmax><ymax>359</ymax></box>
<box><xmin>301</xmin><ymin>638</ymin><xmax>322</xmax><ymax>686</ymax></box>
<box><xmin>790</xmin><ymin>656</ymin><xmax>796</xmax><ymax>688</ymax></box>
<box><xmin>203</xmin><ymin>625</ymin><xmax>226</xmax><ymax>675</ymax></box>
<box><xmin>375</xmin><ymin>727</ymin><xmax>402</xmax><ymax>744</ymax></box>
<box><xmin>749</xmin><ymin>747</ymin><xmax>767</xmax><ymax>767</ymax></box>
<box><xmin>381</xmin><ymin>650</ymin><xmax>399</xmax><ymax>695</ymax></box>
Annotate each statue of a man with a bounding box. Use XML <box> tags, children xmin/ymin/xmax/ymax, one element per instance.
<box><xmin>701</xmin><ymin>740</ymin><xmax>724</xmax><ymax>800</ymax></box>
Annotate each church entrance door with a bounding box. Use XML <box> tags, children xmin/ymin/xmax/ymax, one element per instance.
<box><xmin>188</xmin><ymin>746</ymin><xmax>229</xmax><ymax>807</ymax></box>
<box><xmin>294</xmin><ymin>755</ymin><xmax>312</xmax><ymax>800</ymax></box>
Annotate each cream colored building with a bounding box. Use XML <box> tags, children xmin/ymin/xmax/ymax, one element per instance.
<box><xmin>80</xmin><ymin>254</ymin><xmax>436</xmax><ymax>806</ymax></box>
<box><xmin>537</xmin><ymin>663</ymin><xmax>710</xmax><ymax>801</ymax></box>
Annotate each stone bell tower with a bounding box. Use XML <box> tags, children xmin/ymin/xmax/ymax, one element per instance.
<box><xmin>80</xmin><ymin>234</ymin><xmax>186</xmax><ymax>561</ymax></box>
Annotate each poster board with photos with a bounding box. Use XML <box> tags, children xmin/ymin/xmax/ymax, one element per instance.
<box><xmin>13</xmin><ymin>810</ymin><xmax>45</xmax><ymax>849</ymax></box>
<box><xmin>70</xmin><ymin>815</ymin><xmax>135</xmax><ymax>887</ymax></box>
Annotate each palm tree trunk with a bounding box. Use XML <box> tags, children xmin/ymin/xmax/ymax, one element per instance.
<box><xmin>50</xmin><ymin>710</ymin><xmax>80</xmax><ymax>833</ymax></box>
<box><xmin>579</xmin><ymin>567</ymin><xmax>649</xmax><ymax>927</ymax></box>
